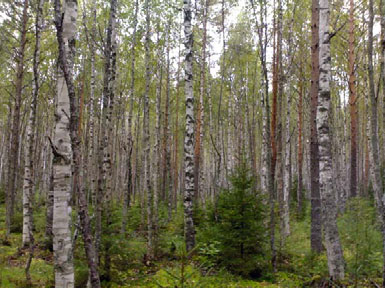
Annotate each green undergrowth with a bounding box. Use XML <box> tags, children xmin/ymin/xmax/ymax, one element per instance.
<box><xmin>0</xmin><ymin>188</ymin><xmax>383</xmax><ymax>287</ymax></box>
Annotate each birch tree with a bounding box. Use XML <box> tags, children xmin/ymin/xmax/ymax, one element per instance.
<box><xmin>23</xmin><ymin>0</ymin><xmax>44</xmax><ymax>248</ymax></box>
<box><xmin>24</xmin><ymin>0</ymin><xmax>45</xmax><ymax>283</ymax></box>
<box><xmin>318</xmin><ymin>0</ymin><xmax>344</xmax><ymax>279</ymax></box>
<box><xmin>183</xmin><ymin>0</ymin><xmax>196</xmax><ymax>252</ymax></box>
<box><xmin>52</xmin><ymin>0</ymin><xmax>76</xmax><ymax>285</ymax></box>
<box><xmin>6</xmin><ymin>0</ymin><xmax>29</xmax><ymax>238</ymax></box>
<box><xmin>54</xmin><ymin>0</ymin><xmax>101</xmax><ymax>286</ymax></box>
<box><xmin>144</xmin><ymin>0</ymin><xmax>154</xmax><ymax>259</ymax></box>
<box><xmin>310</xmin><ymin>0</ymin><xmax>322</xmax><ymax>254</ymax></box>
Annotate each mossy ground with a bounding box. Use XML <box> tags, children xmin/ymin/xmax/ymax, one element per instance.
<box><xmin>0</xmin><ymin>197</ymin><xmax>382</xmax><ymax>287</ymax></box>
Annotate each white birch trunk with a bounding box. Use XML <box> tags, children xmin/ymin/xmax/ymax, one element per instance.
<box><xmin>183</xmin><ymin>0</ymin><xmax>196</xmax><ymax>251</ymax></box>
<box><xmin>23</xmin><ymin>0</ymin><xmax>44</xmax><ymax>248</ymax></box>
<box><xmin>53</xmin><ymin>50</ymin><xmax>75</xmax><ymax>288</ymax></box>
<box><xmin>318</xmin><ymin>0</ymin><xmax>344</xmax><ymax>279</ymax></box>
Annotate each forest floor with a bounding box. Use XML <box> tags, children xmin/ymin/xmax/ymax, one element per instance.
<box><xmin>0</xmin><ymin>197</ymin><xmax>383</xmax><ymax>287</ymax></box>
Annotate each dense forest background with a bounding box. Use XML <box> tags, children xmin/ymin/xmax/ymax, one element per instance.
<box><xmin>1</xmin><ymin>0</ymin><xmax>385</xmax><ymax>287</ymax></box>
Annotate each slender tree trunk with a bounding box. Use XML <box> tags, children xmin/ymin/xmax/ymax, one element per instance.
<box><xmin>23</xmin><ymin>0</ymin><xmax>44</xmax><ymax>249</ymax></box>
<box><xmin>368</xmin><ymin>0</ymin><xmax>385</xmax><ymax>285</ymax></box>
<box><xmin>381</xmin><ymin>0</ymin><xmax>385</xmax><ymax>167</ymax></box>
<box><xmin>348</xmin><ymin>0</ymin><xmax>357</xmax><ymax>198</ymax></box>
<box><xmin>88</xmin><ymin>0</ymin><xmax>97</xmax><ymax>207</ymax></box>
<box><xmin>282</xmin><ymin>87</ymin><xmax>291</xmax><ymax>239</ymax></box>
<box><xmin>183</xmin><ymin>0</ymin><xmax>196</xmax><ymax>252</ymax></box>
<box><xmin>173</xmin><ymin>21</ymin><xmax>182</xmax><ymax>211</ymax></box>
<box><xmin>310</xmin><ymin>0</ymin><xmax>322</xmax><ymax>254</ymax></box>
<box><xmin>318</xmin><ymin>0</ymin><xmax>344</xmax><ymax>279</ymax></box>
<box><xmin>25</xmin><ymin>0</ymin><xmax>45</xmax><ymax>282</ymax></box>
<box><xmin>163</xmin><ymin>23</ymin><xmax>172</xmax><ymax>221</ymax></box>
<box><xmin>276</xmin><ymin>0</ymin><xmax>291</xmax><ymax>241</ymax></box>
<box><xmin>6</xmin><ymin>0</ymin><xmax>29</xmax><ymax>237</ymax></box>
<box><xmin>297</xmin><ymin>72</ymin><xmax>304</xmax><ymax>216</ymax></box>
<box><xmin>102</xmin><ymin>0</ymin><xmax>118</xmax><ymax>280</ymax></box>
<box><xmin>194</xmin><ymin>0</ymin><xmax>208</xmax><ymax>202</ymax></box>
<box><xmin>143</xmin><ymin>0</ymin><xmax>154</xmax><ymax>259</ymax></box>
<box><xmin>271</xmin><ymin>0</ymin><xmax>278</xmax><ymax>187</ymax></box>
<box><xmin>251</xmin><ymin>0</ymin><xmax>275</xmax><ymax>271</ymax></box>
<box><xmin>95</xmin><ymin>1</ymin><xmax>118</xmax><ymax>274</ymax></box>
<box><xmin>153</xmin><ymin>29</ymin><xmax>163</xmax><ymax>252</ymax></box>
<box><xmin>217</xmin><ymin>0</ymin><xmax>226</xmax><ymax>190</ymax></box>
<box><xmin>122</xmin><ymin>0</ymin><xmax>139</xmax><ymax>234</ymax></box>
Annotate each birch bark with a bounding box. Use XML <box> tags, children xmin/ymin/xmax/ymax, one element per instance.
<box><xmin>318</xmin><ymin>0</ymin><xmax>344</xmax><ymax>279</ymax></box>
<box><xmin>23</xmin><ymin>0</ymin><xmax>44</xmax><ymax>248</ymax></box>
<box><xmin>183</xmin><ymin>0</ymin><xmax>196</xmax><ymax>252</ymax></box>
<box><xmin>6</xmin><ymin>0</ymin><xmax>29</xmax><ymax>237</ymax></box>
<box><xmin>310</xmin><ymin>0</ymin><xmax>322</xmax><ymax>254</ymax></box>
<box><xmin>52</xmin><ymin>1</ymin><xmax>77</xmax><ymax>285</ymax></box>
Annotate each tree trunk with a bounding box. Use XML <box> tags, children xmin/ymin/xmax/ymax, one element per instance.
<box><xmin>144</xmin><ymin>0</ymin><xmax>154</xmax><ymax>259</ymax></box>
<box><xmin>154</xmin><ymin>29</ymin><xmax>163</xmax><ymax>252</ymax></box>
<box><xmin>368</xmin><ymin>0</ymin><xmax>385</xmax><ymax>285</ymax></box>
<box><xmin>276</xmin><ymin>0</ymin><xmax>290</xmax><ymax>241</ymax></box>
<box><xmin>122</xmin><ymin>0</ymin><xmax>139</xmax><ymax>234</ymax></box>
<box><xmin>310</xmin><ymin>0</ymin><xmax>322</xmax><ymax>254</ymax></box>
<box><xmin>282</xmin><ymin>87</ymin><xmax>291</xmax><ymax>239</ymax></box>
<box><xmin>381</xmin><ymin>0</ymin><xmax>385</xmax><ymax>167</ymax></box>
<box><xmin>251</xmin><ymin>0</ymin><xmax>275</xmax><ymax>271</ymax></box>
<box><xmin>318</xmin><ymin>0</ymin><xmax>345</xmax><ymax>279</ymax></box>
<box><xmin>297</xmin><ymin>72</ymin><xmax>304</xmax><ymax>217</ymax></box>
<box><xmin>87</xmin><ymin>0</ymin><xmax>97</xmax><ymax>207</ymax></box>
<box><xmin>52</xmin><ymin>1</ymin><xmax>76</xmax><ymax>285</ymax></box>
<box><xmin>348</xmin><ymin>0</ymin><xmax>357</xmax><ymax>198</ymax></box>
<box><xmin>183</xmin><ymin>0</ymin><xmax>196</xmax><ymax>252</ymax></box>
<box><xmin>54</xmin><ymin>0</ymin><xmax>101</xmax><ymax>286</ymax></box>
<box><xmin>23</xmin><ymin>0</ymin><xmax>44</xmax><ymax>248</ymax></box>
<box><xmin>163</xmin><ymin>24</ymin><xmax>172</xmax><ymax>221</ymax></box>
<box><xmin>6</xmin><ymin>0</ymin><xmax>29</xmax><ymax>237</ymax></box>
<box><xmin>194</xmin><ymin>0</ymin><xmax>208</xmax><ymax>203</ymax></box>
<box><xmin>271</xmin><ymin>0</ymin><xmax>278</xmax><ymax>187</ymax></box>
<box><xmin>25</xmin><ymin>0</ymin><xmax>45</xmax><ymax>282</ymax></box>
<box><xmin>173</xmin><ymin>21</ymin><xmax>182</xmax><ymax>211</ymax></box>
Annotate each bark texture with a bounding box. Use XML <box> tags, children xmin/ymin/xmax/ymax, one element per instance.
<box><xmin>183</xmin><ymin>0</ymin><xmax>196</xmax><ymax>252</ymax></box>
<box><xmin>54</xmin><ymin>0</ymin><xmax>101</xmax><ymax>286</ymax></box>
<box><xmin>368</xmin><ymin>0</ymin><xmax>385</xmax><ymax>285</ymax></box>
<box><xmin>52</xmin><ymin>1</ymin><xmax>77</xmax><ymax>285</ymax></box>
<box><xmin>6</xmin><ymin>0</ymin><xmax>29</xmax><ymax>237</ymax></box>
<box><xmin>23</xmin><ymin>0</ymin><xmax>42</xmax><ymax>248</ymax></box>
<box><xmin>310</xmin><ymin>0</ymin><xmax>322</xmax><ymax>254</ymax></box>
<box><xmin>318</xmin><ymin>0</ymin><xmax>344</xmax><ymax>279</ymax></box>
